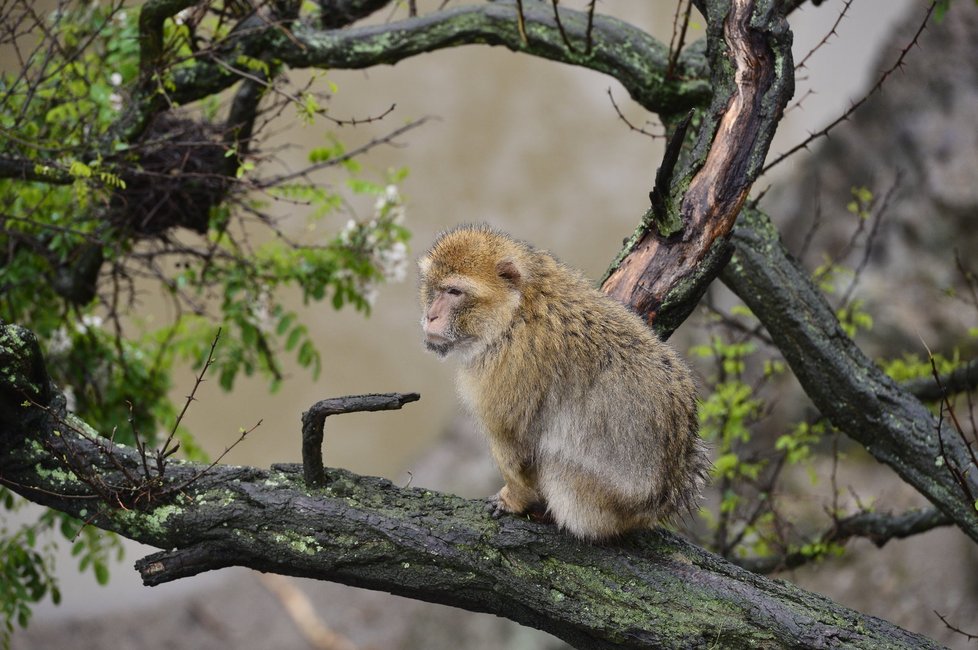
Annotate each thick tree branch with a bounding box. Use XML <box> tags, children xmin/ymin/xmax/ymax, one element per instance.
<box><xmin>168</xmin><ymin>0</ymin><xmax>710</xmax><ymax>115</ymax></box>
<box><xmin>721</xmin><ymin>208</ymin><xmax>978</xmax><ymax>543</ymax></box>
<box><xmin>601</xmin><ymin>0</ymin><xmax>794</xmax><ymax>338</ymax></box>
<box><xmin>0</xmin><ymin>322</ymin><xmax>940</xmax><ymax>649</ymax></box>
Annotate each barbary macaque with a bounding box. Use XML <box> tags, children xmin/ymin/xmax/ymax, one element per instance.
<box><xmin>419</xmin><ymin>225</ymin><xmax>707</xmax><ymax>540</ymax></box>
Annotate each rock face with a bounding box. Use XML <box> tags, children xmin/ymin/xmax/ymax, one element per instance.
<box><xmin>769</xmin><ymin>2</ymin><xmax>978</xmax><ymax>353</ymax></box>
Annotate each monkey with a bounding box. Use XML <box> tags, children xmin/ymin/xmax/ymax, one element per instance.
<box><xmin>418</xmin><ymin>224</ymin><xmax>708</xmax><ymax>541</ymax></box>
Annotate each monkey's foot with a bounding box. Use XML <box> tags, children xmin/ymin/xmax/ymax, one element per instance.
<box><xmin>487</xmin><ymin>491</ymin><xmax>551</xmax><ymax>523</ymax></box>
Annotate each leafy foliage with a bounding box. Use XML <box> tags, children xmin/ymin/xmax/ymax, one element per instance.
<box><xmin>692</xmin><ymin>182</ymin><xmax>976</xmax><ymax>569</ymax></box>
<box><xmin>0</xmin><ymin>1</ymin><xmax>414</xmax><ymax>642</ymax></box>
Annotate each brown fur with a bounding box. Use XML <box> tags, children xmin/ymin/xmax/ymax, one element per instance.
<box><xmin>419</xmin><ymin>225</ymin><xmax>708</xmax><ymax>541</ymax></box>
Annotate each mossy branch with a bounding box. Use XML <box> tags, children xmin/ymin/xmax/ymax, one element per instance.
<box><xmin>166</xmin><ymin>0</ymin><xmax>710</xmax><ymax>114</ymax></box>
<box><xmin>0</xmin><ymin>322</ymin><xmax>942</xmax><ymax>649</ymax></box>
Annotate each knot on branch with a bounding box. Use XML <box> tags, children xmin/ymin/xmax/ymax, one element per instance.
<box><xmin>301</xmin><ymin>392</ymin><xmax>420</xmax><ymax>487</ymax></box>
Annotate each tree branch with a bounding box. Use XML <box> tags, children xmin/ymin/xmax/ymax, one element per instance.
<box><xmin>0</xmin><ymin>321</ymin><xmax>940</xmax><ymax>648</ymax></box>
<box><xmin>739</xmin><ymin>507</ymin><xmax>952</xmax><ymax>574</ymax></box>
<box><xmin>167</xmin><ymin>0</ymin><xmax>710</xmax><ymax>115</ymax></box>
<box><xmin>720</xmin><ymin>208</ymin><xmax>978</xmax><ymax>543</ymax></box>
<box><xmin>600</xmin><ymin>0</ymin><xmax>794</xmax><ymax>338</ymax></box>
<box><xmin>903</xmin><ymin>359</ymin><xmax>978</xmax><ymax>402</ymax></box>
<box><xmin>0</xmin><ymin>156</ymin><xmax>73</xmax><ymax>184</ymax></box>
<box><xmin>301</xmin><ymin>392</ymin><xmax>420</xmax><ymax>487</ymax></box>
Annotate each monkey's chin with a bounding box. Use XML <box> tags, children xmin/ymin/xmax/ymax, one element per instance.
<box><xmin>425</xmin><ymin>339</ymin><xmax>454</xmax><ymax>357</ymax></box>
<box><xmin>424</xmin><ymin>334</ymin><xmax>475</xmax><ymax>359</ymax></box>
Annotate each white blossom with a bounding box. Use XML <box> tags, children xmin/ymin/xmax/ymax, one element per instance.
<box><xmin>62</xmin><ymin>385</ymin><xmax>77</xmax><ymax>413</ymax></box>
<box><xmin>48</xmin><ymin>327</ymin><xmax>71</xmax><ymax>355</ymax></box>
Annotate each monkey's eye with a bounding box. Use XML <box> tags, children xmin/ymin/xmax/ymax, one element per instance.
<box><xmin>444</xmin><ymin>287</ymin><xmax>464</xmax><ymax>297</ymax></box>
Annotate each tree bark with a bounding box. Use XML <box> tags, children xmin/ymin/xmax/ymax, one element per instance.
<box><xmin>0</xmin><ymin>322</ymin><xmax>940</xmax><ymax>649</ymax></box>
<box><xmin>602</xmin><ymin>0</ymin><xmax>793</xmax><ymax>339</ymax></box>
<box><xmin>721</xmin><ymin>208</ymin><xmax>978</xmax><ymax>543</ymax></box>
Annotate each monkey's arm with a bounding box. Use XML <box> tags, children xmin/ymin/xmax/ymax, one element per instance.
<box><xmin>0</xmin><ymin>323</ymin><xmax>938</xmax><ymax>650</ymax></box>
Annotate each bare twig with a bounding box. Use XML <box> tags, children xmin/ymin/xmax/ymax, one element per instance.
<box><xmin>794</xmin><ymin>0</ymin><xmax>852</xmax><ymax>72</ymax></box>
<box><xmin>839</xmin><ymin>174</ymin><xmax>901</xmax><ymax>308</ymax></box>
<box><xmin>935</xmin><ymin>611</ymin><xmax>978</xmax><ymax>643</ymax></box>
<box><xmin>606</xmin><ymin>88</ymin><xmax>664</xmax><ymax>140</ymax></box>
<box><xmin>584</xmin><ymin>0</ymin><xmax>596</xmax><ymax>54</ymax></box>
<box><xmin>666</xmin><ymin>0</ymin><xmax>693</xmax><ymax>79</ymax></box>
<box><xmin>156</xmin><ymin>327</ymin><xmax>222</xmax><ymax>476</ymax></box>
<box><xmin>550</xmin><ymin>0</ymin><xmax>575</xmax><ymax>52</ymax></box>
<box><xmin>254</xmin><ymin>117</ymin><xmax>431</xmax><ymax>189</ymax></box>
<box><xmin>514</xmin><ymin>0</ymin><xmax>528</xmax><ymax>44</ymax></box>
<box><xmin>763</xmin><ymin>1</ymin><xmax>937</xmax><ymax>173</ymax></box>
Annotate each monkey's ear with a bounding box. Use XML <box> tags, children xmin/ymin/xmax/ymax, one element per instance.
<box><xmin>496</xmin><ymin>258</ymin><xmax>522</xmax><ymax>286</ymax></box>
<box><xmin>418</xmin><ymin>256</ymin><xmax>432</xmax><ymax>275</ymax></box>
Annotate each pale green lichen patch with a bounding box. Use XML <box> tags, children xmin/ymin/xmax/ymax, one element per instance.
<box><xmin>34</xmin><ymin>462</ymin><xmax>80</xmax><ymax>486</ymax></box>
<box><xmin>271</xmin><ymin>530</ymin><xmax>322</xmax><ymax>556</ymax></box>
<box><xmin>112</xmin><ymin>503</ymin><xmax>183</xmax><ymax>539</ymax></box>
<box><xmin>65</xmin><ymin>413</ymin><xmax>100</xmax><ymax>439</ymax></box>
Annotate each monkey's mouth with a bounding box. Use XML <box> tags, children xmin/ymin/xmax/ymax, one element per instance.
<box><xmin>424</xmin><ymin>333</ymin><xmax>474</xmax><ymax>357</ymax></box>
<box><xmin>424</xmin><ymin>333</ymin><xmax>453</xmax><ymax>357</ymax></box>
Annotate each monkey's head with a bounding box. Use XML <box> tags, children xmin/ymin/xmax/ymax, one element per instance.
<box><xmin>418</xmin><ymin>225</ymin><xmax>526</xmax><ymax>361</ymax></box>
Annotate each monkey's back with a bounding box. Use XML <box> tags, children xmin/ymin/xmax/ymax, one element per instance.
<box><xmin>463</xmin><ymin>240</ymin><xmax>707</xmax><ymax>539</ymax></box>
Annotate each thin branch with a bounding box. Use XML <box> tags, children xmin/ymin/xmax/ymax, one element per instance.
<box><xmin>903</xmin><ymin>359</ymin><xmax>978</xmax><ymax>402</ymax></box>
<box><xmin>763</xmin><ymin>1</ymin><xmax>937</xmax><ymax>174</ymax></box>
<box><xmin>514</xmin><ymin>0</ymin><xmax>528</xmax><ymax>44</ymax></box>
<box><xmin>935</xmin><ymin>611</ymin><xmax>978</xmax><ymax>643</ymax></box>
<box><xmin>794</xmin><ymin>0</ymin><xmax>852</xmax><ymax>72</ymax></box>
<box><xmin>606</xmin><ymin>88</ymin><xmax>665</xmax><ymax>139</ymax></box>
<box><xmin>665</xmin><ymin>0</ymin><xmax>693</xmax><ymax>79</ymax></box>
<box><xmin>839</xmin><ymin>174</ymin><xmax>901</xmax><ymax>308</ymax></box>
<box><xmin>738</xmin><ymin>507</ymin><xmax>952</xmax><ymax>574</ymax></box>
<box><xmin>549</xmin><ymin>0</ymin><xmax>575</xmax><ymax>52</ymax></box>
<box><xmin>156</xmin><ymin>327</ymin><xmax>222</xmax><ymax>475</ymax></box>
<box><xmin>584</xmin><ymin>0</ymin><xmax>596</xmax><ymax>54</ymax></box>
<box><xmin>254</xmin><ymin>117</ymin><xmax>430</xmax><ymax>188</ymax></box>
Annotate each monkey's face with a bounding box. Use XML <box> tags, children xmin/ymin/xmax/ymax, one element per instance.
<box><xmin>421</xmin><ymin>282</ymin><xmax>474</xmax><ymax>357</ymax></box>
<box><xmin>418</xmin><ymin>234</ymin><xmax>525</xmax><ymax>362</ymax></box>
